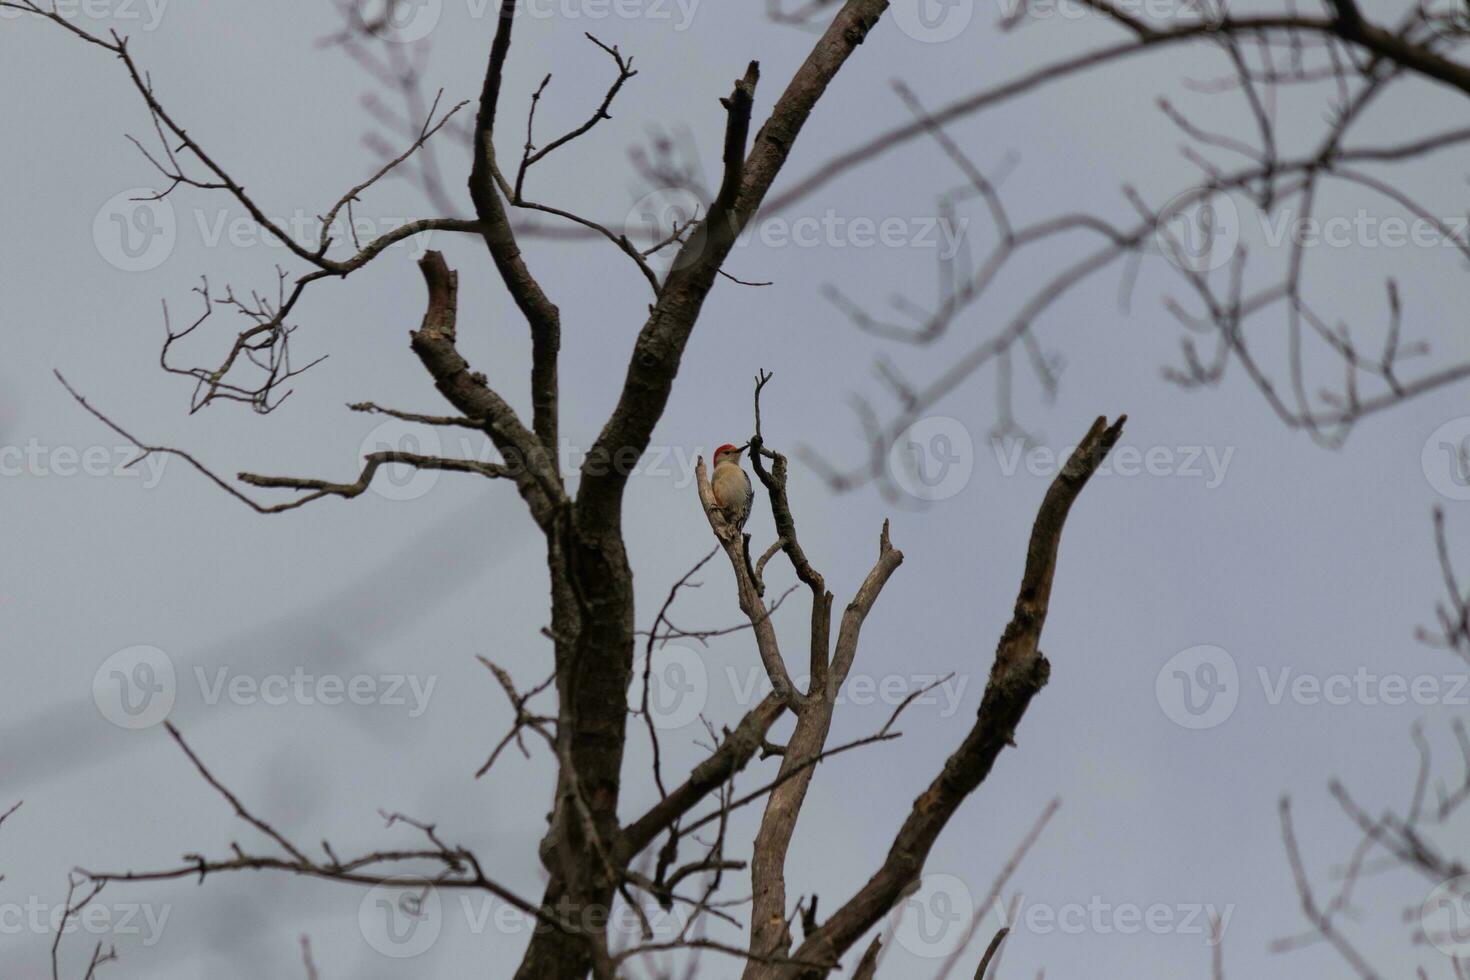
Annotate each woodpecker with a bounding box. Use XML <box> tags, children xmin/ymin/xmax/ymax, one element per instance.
<box><xmin>711</xmin><ymin>443</ymin><xmax>754</xmax><ymax>530</ymax></box>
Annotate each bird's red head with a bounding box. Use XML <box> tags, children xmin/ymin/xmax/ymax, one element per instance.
<box><xmin>714</xmin><ymin>443</ymin><xmax>743</xmax><ymax>460</ymax></box>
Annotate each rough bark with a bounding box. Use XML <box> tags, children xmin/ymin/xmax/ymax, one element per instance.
<box><xmin>766</xmin><ymin>416</ymin><xmax>1126</xmax><ymax>979</ymax></box>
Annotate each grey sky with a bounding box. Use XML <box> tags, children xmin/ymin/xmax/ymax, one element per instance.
<box><xmin>3</xmin><ymin>0</ymin><xmax>1468</xmax><ymax>976</ymax></box>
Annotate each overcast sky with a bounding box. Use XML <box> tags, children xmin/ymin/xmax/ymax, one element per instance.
<box><xmin>3</xmin><ymin>0</ymin><xmax>1470</xmax><ymax>976</ymax></box>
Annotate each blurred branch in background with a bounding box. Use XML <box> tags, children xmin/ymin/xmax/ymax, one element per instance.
<box><xmin>1275</xmin><ymin>511</ymin><xmax>1470</xmax><ymax>979</ymax></box>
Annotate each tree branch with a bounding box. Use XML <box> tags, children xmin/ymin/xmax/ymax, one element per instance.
<box><xmin>784</xmin><ymin>416</ymin><xmax>1124</xmax><ymax>976</ymax></box>
<box><xmin>618</xmin><ymin>692</ymin><xmax>789</xmax><ymax>860</ymax></box>
<box><xmin>466</xmin><ymin>0</ymin><xmax>564</xmax><ymax>459</ymax></box>
<box><xmin>577</xmin><ymin>0</ymin><xmax>886</xmax><ymax>529</ymax></box>
<box><xmin>697</xmin><ymin>456</ymin><xmax>807</xmax><ymax>710</ymax></box>
<box><xmin>409</xmin><ymin>251</ymin><xmax>566</xmax><ymax>527</ymax></box>
<box><xmin>744</xmin><ymin>520</ymin><xmax>902</xmax><ymax>974</ymax></box>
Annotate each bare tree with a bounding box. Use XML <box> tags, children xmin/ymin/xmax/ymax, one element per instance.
<box><xmin>10</xmin><ymin>0</ymin><xmax>1466</xmax><ymax>975</ymax></box>
<box><xmin>325</xmin><ymin>0</ymin><xmax>1470</xmax><ymax>488</ymax></box>
<box><xmin>3</xmin><ymin>1</ymin><xmax>1131</xmax><ymax>976</ymax></box>
<box><xmin>773</xmin><ymin>0</ymin><xmax>1470</xmax><ymax>488</ymax></box>
<box><xmin>1267</xmin><ymin>510</ymin><xmax>1470</xmax><ymax>980</ymax></box>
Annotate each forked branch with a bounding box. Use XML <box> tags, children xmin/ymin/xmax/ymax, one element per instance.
<box><xmin>778</xmin><ymin>415</ymin><xmax>1125</xmax><ymax>977</ymax></box>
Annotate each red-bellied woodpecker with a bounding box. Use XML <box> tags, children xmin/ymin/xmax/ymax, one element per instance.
<box><xmin>711</xmin><ymin>443</ymin><xmax>753</xmax><ymax>530</ymax></box>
